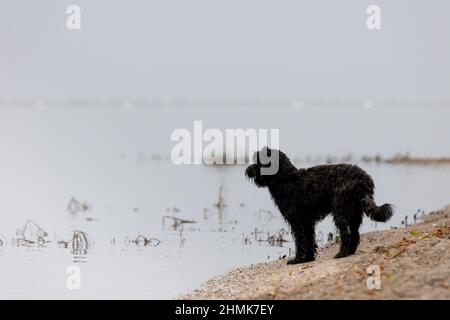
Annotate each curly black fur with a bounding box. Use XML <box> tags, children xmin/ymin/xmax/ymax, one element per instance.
<box><xmin>246</xmin><ymin>148</ymin><xmax>393</xmax><ymax>264</ymax></box>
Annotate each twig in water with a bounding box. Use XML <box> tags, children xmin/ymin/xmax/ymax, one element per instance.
<box><xmin>266</xmin><ymin>229</ymin><xmax>290</xmax><ymax>246</ymax></box>
<box><xmin>72</xmin><ymin>230</ymin><xmax>93</xmax><ymax>255</ymax></box>
<box><xmin>162</xmin><ymin>215</ymin><xmax>196</xmax><ymax>230</ymax></box>
<box><xmin>213</xmin><ymin>183</ymin><xmax>227</xmax><ymax>219</ymax></box>
<box><xmin>0</xmin><ymin>234</ymin><xmax>6</xmax><ymax>248</ymax></box>
<box><xmin>58</xmin><ymin>230</ymin><xmax>93</xmax><ymax>255</ymax></box>
<box><xmin>244</xmin><ymin>228</ymin><xmax>290</xmax><ymax>247</ymax></box>
<box><xmin>125</xmin><ymin>235</ymin><xmax>161</xmax><ymax>247</ymax></box>
<box><xmin>15</xmin><ymin>220</ymin><xmax>49</xmax><ymax>247</ymax></box>
<box><xmin>243</xmin><ymin>234</ymin><xmax>253</xmax><ymax>245</ymax></box>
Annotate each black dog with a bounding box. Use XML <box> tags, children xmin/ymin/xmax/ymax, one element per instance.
<box><xmin>246</xmin><ymin>148</ymin><xmax>393</xmax><ymax>265</ymax></box>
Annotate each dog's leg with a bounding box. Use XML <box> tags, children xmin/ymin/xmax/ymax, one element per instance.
<box><xmin>348</xmin><ymin>214</ymin><xmax>363</xmax><ymax>255</ymax></box>
<box><xmin>287</xmin><ymin>222</ymin><xmax>316</xmax><ymax>265</ymax></box>
<box><xmin>334</xmin><ymin>214</ymin><xmax>352</xmax><ymax>259</ymax></box>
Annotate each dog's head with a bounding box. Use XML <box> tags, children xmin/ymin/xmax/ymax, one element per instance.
<box><xmin>245</xmin><ymin>147</ymin><xmax>295</xmax><ymax>188</ymax></box>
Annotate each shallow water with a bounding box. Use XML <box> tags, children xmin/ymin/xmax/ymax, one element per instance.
<box><xmin>0</xmin><ymin>105</ymin><xmax>449</xmax><ymax>299</ymax></box>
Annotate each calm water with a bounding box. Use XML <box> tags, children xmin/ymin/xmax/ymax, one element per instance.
<box><xmin>0</xmin><ymin>104</ymin><xmax>449</xmax><ymax>299</ymax></box>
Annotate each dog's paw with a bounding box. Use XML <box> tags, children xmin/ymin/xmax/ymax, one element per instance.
<box><xmin>334</xmin><ymin>251</ymin><xmax>351</xmax><ymax>259</ymax></box>
<box><xmin>287</xmin><ymin>256</ymin><xmax>314</xmax><ymax>265</ymax></box>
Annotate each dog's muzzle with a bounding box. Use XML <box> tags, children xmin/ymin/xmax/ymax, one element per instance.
<box><xmin>245</xmin><ymin>164</ymin><xmax>259</xmax><ymax>179</ymax></box>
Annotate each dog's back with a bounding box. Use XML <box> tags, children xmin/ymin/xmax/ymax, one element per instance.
<box><xmin>282</xmin><ymin>163</ymin><xmax>392</xmax><ymax>224</ymax></box>
<box><xmin>302</xmin><ymin>163</ymin><xmax>374</xmax><ymax>197</ymax></box>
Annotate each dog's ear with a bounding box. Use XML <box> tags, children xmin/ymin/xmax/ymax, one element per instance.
<box><xmin>257</xmin><ymin>147</ymin><xmax>276</xmax><ymax>168</ymax></box>
<box><xmin>261</xmin><ymin>146</ymin><xmax>271</xmax><ymax>158</ymax></box>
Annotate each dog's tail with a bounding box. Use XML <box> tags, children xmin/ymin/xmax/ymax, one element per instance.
<box><xmin>362</xmin><ymin>195</ymin><xmax>393</xmax><ymax>222</ymax></box>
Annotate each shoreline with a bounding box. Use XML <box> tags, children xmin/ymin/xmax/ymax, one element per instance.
<box><xmin>182</xmin><ymin>206</ymin><xmax>450</xmax><ymax>300</ymax></box>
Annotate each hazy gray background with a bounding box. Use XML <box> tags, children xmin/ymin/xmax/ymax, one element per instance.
<box><xmin>1</xmin><ymin>0</ymin><xmax>449</xmax><ymax>100</ymax></box>
<box><xmin>1</xmin><ymin>1</ymin><xmax>450</xmax><ymax>299</ymax></box>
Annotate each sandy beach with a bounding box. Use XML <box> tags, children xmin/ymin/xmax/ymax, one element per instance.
<box><xmin>183</xmin><ymin>206</ymin><xmax>450</xmax><ymax>300</ymax></box>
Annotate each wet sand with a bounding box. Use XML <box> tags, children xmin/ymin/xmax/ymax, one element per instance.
<box><xmin>183</xmin><ymin>206</ymin><xmax>450</xmax><ymax>300</ymax></box>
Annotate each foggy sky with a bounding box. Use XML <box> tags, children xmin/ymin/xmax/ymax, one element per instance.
<box><xmin>1</xmin><ymin>0</ymin><xmax>450</xmax><ymax>100</ymax></box>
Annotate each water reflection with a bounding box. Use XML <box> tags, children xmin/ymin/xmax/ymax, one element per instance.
<box><xmin>67</xmin><ymin>197</ymin><xmax>91</xmax><ymax>215</ymax></box>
